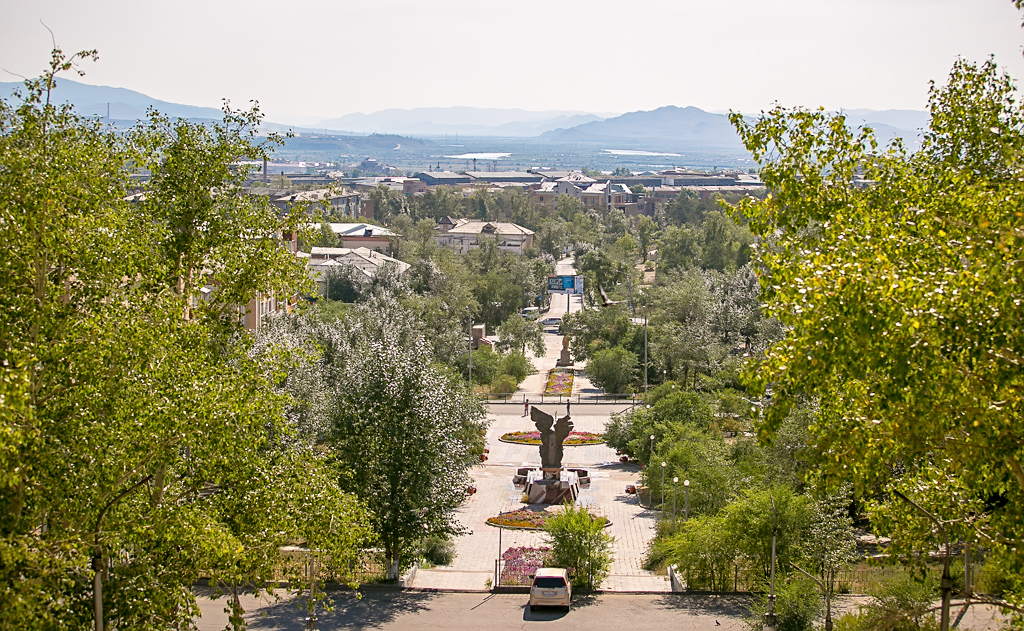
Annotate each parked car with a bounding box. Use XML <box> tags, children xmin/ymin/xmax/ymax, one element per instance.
<box><xmin>529</xmin><ymin>568</ymin><xmax>571</xmax><ymax>611</ymax></box>
<box><xmin>540</xmin><ymin>317</ymin><xmax>561</xmax><ymax>326</ymax></box>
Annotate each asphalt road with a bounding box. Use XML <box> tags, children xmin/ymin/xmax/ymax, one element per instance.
<box><xmin>194</xmin><ymin>589</ymin><xmax>753</xmax><ymax>630</ymax></box>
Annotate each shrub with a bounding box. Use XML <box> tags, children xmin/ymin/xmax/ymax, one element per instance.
<box><xmin>835</xmin><ymin>569</ymin><xmax>939</xmax><ymax>631</ymax></box>
<box><xmin>586</xmin><ymin>346</ymin><xmax>637</xmax><ymax>394</ymax></box>
<box><xmin>744</xmin><ymin>575</ymin><xmax>821</xmax><ymax>631</ymax></box>
<box><xmin>498</xmin><ymin>351</ymin><xmax>533</xmax><ymax>383</ymax></box>
<box><xmin>415</xmin><ymin>535</ymin><xmax>456</xmax><ymax>566</ymax></box>
<box><xmin>544</xmin><ymin>503</ymin><xmax>614</xmax><ymax>589</ymax></box>
<box><xmin>491</xmin><ymin>374</ymin><xmax>518</xmax><ymax>395</ymax></box>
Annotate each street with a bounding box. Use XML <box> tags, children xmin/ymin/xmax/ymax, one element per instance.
<box><xmin>194</xmin><ymin>589</ymin><xmax>752</xmax><ymax>630</ymax></box>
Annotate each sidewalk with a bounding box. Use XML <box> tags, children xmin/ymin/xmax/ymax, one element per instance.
<box><xmin>411</xmin><ymin>407</ymin><xmax>667</xmax><ymax>593</ymax></box>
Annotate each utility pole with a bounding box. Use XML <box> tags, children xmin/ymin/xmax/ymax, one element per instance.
<box><xmin>893</xmin><ymin>490</ymin><xmax>952</xmax><ymax>631</ymax></box>
<box><xmin>766</xmin><ymin>496</ymin><xmax>778</xmax><ymax>630</ymax></box>
<box><xmin>467</xmin><ymin>308</ymin><xmax>473</xmax><ymax>387</ymax></box>
<box><xmin>643</xmin><ymin>310</ymin><xmax>648</xmax><ymax>392</ymax></box>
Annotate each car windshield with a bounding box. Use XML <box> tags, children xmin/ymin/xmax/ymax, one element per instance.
<box><xmin>534</xmin><ymin>577</ymin><xmax>566</xmax><ymax>589</ymax></box>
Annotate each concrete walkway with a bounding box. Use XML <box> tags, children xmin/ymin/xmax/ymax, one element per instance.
<box><xmin>415</xmin><ymin>256</ymin><xmax>668</xmax><ymax>592</ymax></box>
<box><xmin>411</xmin><ymin>405</ymin><xmax>669</xmax><ymax>592</ymax></box>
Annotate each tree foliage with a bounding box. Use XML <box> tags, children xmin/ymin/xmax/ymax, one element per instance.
<box><xmin>257</xmin><ymin>298</ymin><xmax>488</xmax><ymax>578</ymax></box>
<box><xmin>730</xmin><ymin>57</ymin><xmax>1024</xmax><ymax>611</ymax></box>
<box><xmin>586</xmin><ymin>346</ymin><xmax>638</xmax><ymax>395</ymax></box>
<box><xmin>543</xmin><ymin>503</ymin><xmax>614</xmax><ymax>589</ymax></box>
<box><xmin>0</xmin><ymin>50</ymin><xmax>366</xmax><ymax>630</ymax></box>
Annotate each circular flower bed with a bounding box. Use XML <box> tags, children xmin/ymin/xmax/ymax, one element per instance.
<box><xmin>499</xmin><ymin>430</ymin><xmax>604</xmax><ymax>445</ymax></box>
<box><xmin>486</xmin><ymin>508</ymin><xmax>610</xmax><ymax>530</ymax></box>
<box><xmin>544</xmin><ymin>368</ymin><xmax>574</xmax><ymax>396</ymax></box>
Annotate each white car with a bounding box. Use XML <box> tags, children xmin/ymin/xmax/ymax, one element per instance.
<box><xmin>540</xmin><ymin>317</ymin><xmax>561</xmax><ymax>326</ymax></box>
<box><xmin>529</xmin><ymin>568</ymin><xmax>571</xmax><ymax>611</ymax></box>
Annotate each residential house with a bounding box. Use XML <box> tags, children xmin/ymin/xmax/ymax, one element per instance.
<box><xmin>329</xmin><ymin>222</ymin><xmax>397</xmax><ymax>252</ymax></box>
<box><xmin>307</xmin><ymin>247</ymin><xmax>411</xmax><ymax>297</ymax></box>
<box><xmin>435</xmin><ymin>219</ymin><xmax>535</xmax><ymax>254</ymax></box>
<box><xmin>249</xmin><ymin>187</ymin><xmax>363</xmax><ymax>219</ymax></box>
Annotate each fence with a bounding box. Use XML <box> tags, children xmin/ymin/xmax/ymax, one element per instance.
<box><xmin>478</xmin><ymin>392</ymin><xmax>641</xmax><ymax>405</ymax></box>
<box><xmin>668</xmin><ymin>561</ymin><xmax>995</xmax><ymax>596</ymax></box>
<box><xmin>276</xmin><ymin>547</ymin><xmax>389</xmax><ymax>585</ymax></box>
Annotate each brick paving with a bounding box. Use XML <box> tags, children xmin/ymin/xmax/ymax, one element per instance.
<box><xmin>411</xmin><ymin>407</ymin><xmax>669</xmax><ymax>592</ymax></box>
<box><xmin>415</xmin><ymin>258</ymin><xmax>667</xmax><ymax>591</ymax></box>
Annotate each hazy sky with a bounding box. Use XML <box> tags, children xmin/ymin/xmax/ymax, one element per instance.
<box><xmin>2</xmin><ymin>0</ymin><xmax>1023</xmax><ymax>124</ymax></box>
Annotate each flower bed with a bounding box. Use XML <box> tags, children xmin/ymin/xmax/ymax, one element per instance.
<box><xmin>487</xmin><ymin>508</ymin><xmax>551</xmax><ymax>529</ymax></box>
<box><xmin>499</xmin><ymin>430</ymin><xmax>604</xmax><ymax>446</ymax></box>
<box><xmin>544</xmin><ymin>368</ymin><xmax>574</xmax><ymax>396</ymax></box>
<box><xmin>486</xmin><ymin>507</ymin><xmax>610</xmax><ymax>530</ymax></box>
<box><xmin>500</xmin><ymin>546</ymin><xmax>550</xmax><ymax>586</ymax></box>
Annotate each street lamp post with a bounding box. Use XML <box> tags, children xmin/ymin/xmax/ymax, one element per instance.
<box><xmin>672</xmin><ymin>477</ymin><xmax>679</xmax><ymax>533</ymax></box>
<box><xmin>661</xmin><ymin>462</ymin><xmax>667</xmax><ymax>513</ymax></box>
<box><xmin>466</xmin><ymin>308</ymin><xmax>473</xmax><ymax>387</ymax></box>
<box><xmin>643</xmin><ymin>310</ymin><xmax>648</xmax><ymax>392</ymax></box>
<box><xmin>649</xmin><ymin>435</ymin><xmax>655</xmax><ymax>465</ymax></box>
<box><xmin>683</xmin><ymin>479</ymin><xmax>690</xmax><ymax>520</ymax></box>
<box><xmin>893</xmin><ymin>490</ymin><xmax>953</xmax><ymax>631</ymax></box>
<box><xmin>766</xmin><ymin>496</ymin><xmax>778</xmax><ymax>630</ymax></box>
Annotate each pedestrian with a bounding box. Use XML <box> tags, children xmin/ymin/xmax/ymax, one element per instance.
<box><xmin>524</xmin><ymin>399</ymin><xmax>530</xmax><ymax>417</ymax></box>
<box><xmin>566</xmin><ymin>401</ymin><xmax>571</xmax><ymax>416</ymax></box>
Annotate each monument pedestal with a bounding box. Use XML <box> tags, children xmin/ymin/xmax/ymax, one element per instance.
<box><xmin>524</xmin><ymin>468</ymin><xmax>580</xmax><ymax>505</ymax></box>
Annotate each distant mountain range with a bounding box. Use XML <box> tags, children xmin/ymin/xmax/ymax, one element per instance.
<box><xmin>541</xmin><ymin>105</ymin><xmax>743</xmax><ymax>149</ymax></box>
<box><xmin>0</xmin><ymin>77</ymin><xmax>224</xmax><ymax>121</ymax></box>
<box><xmin>0</xmin><ymin>78</ymin><xmax>928</xmax><ymax>150</ymax></box>
<box><xmin>539</xmin><ymin>106</ymin><xmax>928</xmax><ymax>150</ymax></box>
<box><xmin>314</xmin><ymin>107</ymin><xmax>607</xmax><ymax>137</ymax></box>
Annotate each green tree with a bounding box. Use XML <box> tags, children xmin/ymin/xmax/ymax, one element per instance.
<box><xmin>265</xmin><ymin>299</ymin><xmax>488</xmax><ymax>579</ymax></box>
<box><xmin>657</xmin><ymin>514</ymin><xmax>739</xmax><ymax>591</ymax></box>
<box><xmin>729</xmin><ymin>57</ymin><xmax>1024</xmax><ymax>612</ymax></box>
<box><xmin>323</xmin><ymin>264</ymin><xmax>364</xmax><ymax>302</ymax></box>
<box><xmin>315</xmin><ymin>220</ymin><xmax>339</xmax><ymax>247</ymax></box>
<box><xmin>0</xmin><ymin>50</ymin><xmax>365</xmax><ymax>630</ymax></box>
<box><xmin>722</xmin><ymin>486</ymin><xmax>811</xmax><ymax>583</ymax></box>
<box><xmin>586</xmin><ymin>346</ymin><xmax>638</xmax><ymax>395</ymax></box>
<box><xmin>498</xmin><ymin>351</ymin><xmax>534</xmax><ymax>384</ymax></box>
<box><xmin>544</xmin><ymin>503</ymin><xmax>614</xmax><ymax>589</ymax></box>
<box><xmin>636</xmin><ymin>215</ymin><xmax>659</xmax><ymax>262</ymax></box>
<box><xmin>659</xmin><ymin>225</ymin><xmax>703</xmax><ymax>272</ymax></box>
<box><xmin>368</xmin><ymin>183</ymin><xmax>406</xmax><ymax>225</ymax></box>
<box><xmin>495</xmin><ymin>315</ymin><xmax>545</xmax><ymax>357</ymax></box>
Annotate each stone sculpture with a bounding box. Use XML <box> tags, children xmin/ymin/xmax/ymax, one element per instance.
<box><xmin>531</xmin><ymin>407</ymin><xmax>573</xmax><ymax>471</ymax></box>
<box><xmin>521</xmin><ymin>407</ymin><xmax>580</xmax><ymax>504</ymax></box>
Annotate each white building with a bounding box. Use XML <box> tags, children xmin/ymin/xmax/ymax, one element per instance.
<box><xmin>434</xmin><ymin>219</ymin><xmax>535</xmax><ymax>255</ymax></box>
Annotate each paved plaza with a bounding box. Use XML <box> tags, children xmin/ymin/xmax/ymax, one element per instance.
<box><xmin>411</xmin><ymin>262</ymin><xmax>667</xmax><ymax>592</ymax></box>
<box><xmin>411</xmin><ymin>404</ymin><xmax>669</xmax><ymax>592</ymax></box>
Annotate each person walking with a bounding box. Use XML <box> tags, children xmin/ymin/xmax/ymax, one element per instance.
<box><xmin>566</xmin><ymin>401</ymin><xmax>571</xmax><ymax>417</ymax></box>
<box><xmin>524</xmin><ymin>399</ymin><xmax>530</xmax><ymax>417</ymax></box>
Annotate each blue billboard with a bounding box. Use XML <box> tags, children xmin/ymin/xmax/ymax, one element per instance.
<box><xmin>548</xmin><ymin>275</ymin><xmax>584</xmax><ymax>294</ymax></box>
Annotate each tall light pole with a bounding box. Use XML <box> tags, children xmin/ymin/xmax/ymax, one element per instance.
<box><xmin>766</xmin><ymin>496</ymin><xmax>778</xmax><ymax>630</ymax></box>
<box><xmin>683</xmin><ymin>479</ymin><xmax>690</xmax><ymax>520</ymax></box>
<box><xmin>649</xmin><ymin>435</ymin><xmax>655</xmax><ymax>465</ymax></box>
<box><xmin>643</xmin><ymin>310</ymin><xmax>649</xmax><ymax>392</ymax></box>
<box><xmin>466</xmin><ymin>308</ymin><xmax>473</xmax><ymax>387</ymax></box>
<box><xmin>893</xmin><ymin>490</ymin><xmax>952</xmax><ymax>631</ymax></box>
<box><xmin>661</xmin><ymin>462</ymin><xmax>667</xmax><ymax>513</ymax></box>
<box><xmin>672</xmin><ymin>477</ymin><xmax>679</xmax><ymax>533</ymax></box>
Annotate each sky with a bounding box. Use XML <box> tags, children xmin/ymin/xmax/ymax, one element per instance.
<box><xmin>2</xmin><ymin>0</ymin><xmax>1023</xmax><ymax>124</ymax></box>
